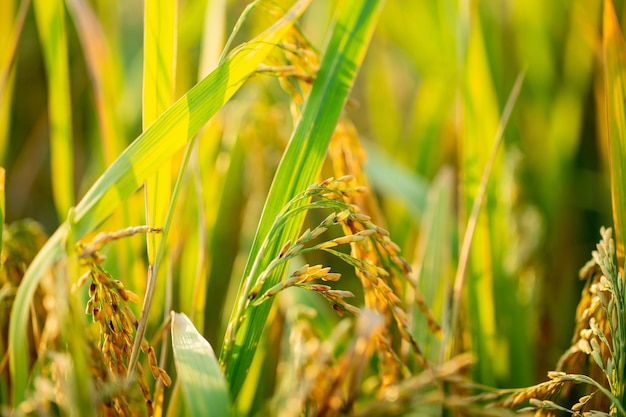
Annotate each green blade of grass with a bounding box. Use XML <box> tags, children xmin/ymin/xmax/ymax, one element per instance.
<box><xmin>171</xmin><ymin>312</ymin><xmax>231</xmax><ymax>417</ymax></box>
<box><xmin>158</xmin><ymin>0</ymin><xmax>226</xmax><ymax>336</ymax></box>
<box><xmin>449</xmin><ymin>62</ymin><xmax>526</xmax><ymax>383</ymax></box>
<box><xmin>143</xmin><ymin>0</ymin><xmax>177</xmax><ymax>263</ymax></box>
<box><xmin>33</xmin><ymin>0</ymin><xmax>75</xmax><ymax>221</ymax></box>
<box><xmin>203</xmin><ymin>135</ymin><xmax>245</xmax><ymax>345</ymax></box>
<box><xmin>0</xmin><ymin>0</ymin><xmax>28</xmax><ymax>166</ymax></box>
<box><xmin>143</xmin><ymin>0</ymin><xmax>176</xmax><ymax>128</ymax></box>
<box><xmin>186</xmin><ymin>0</ymin><xmax>227</xmax><ymax>332</ymax></box>
<box><xmin>127</xmin><ymin>132</ymin><xmax>197</xmax><ymax>380</ymax></box>
<box><xmin>9</xmin><ymin>0</ymin><xmax>311</xmax><ymax>405</ymax></box>
<box><xmin>603</xmin><ymin>0</ymin><xmax>626</xmax><ymax>273</ymax></box>
<box><xmin>65</xmin><ymin>0</ymin><xmax>125</xmax><ymax>165</ymax></box>
<box><xmin>412</xmin><ymin>167</ymin><xmax>454</xmax><ymax>364</ymax></box>
<box><xmin>0</xmin><ymin>0</ymin><xmax>17</xmax><ymax>90</ymax></box>
<box><xmin>219</xmin><ymin>0</ymin><xmax>384</xmax><ymax>401</ymax></box>
<box><xmin>453</xmin><ymin>10</ymin><xmax>501</xmax><ymax>385</ymax></box>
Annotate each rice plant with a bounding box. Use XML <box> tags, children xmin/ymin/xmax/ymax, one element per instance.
<box><xmin>2</xmin><ymin>0</ymin><xmax>626</xmax><ymax>416</ymax></box>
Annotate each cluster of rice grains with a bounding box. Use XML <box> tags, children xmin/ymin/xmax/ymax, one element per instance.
<box><xmin>500</xmin><ymin>227</ymin><xmax>626</xmax><ymax>416</ymax></box>
<box><xmin>78</xmin><ymin>227</ymin><xmax>171</xmax><ymax>416</ymax></box>
<box><xmin>1</xmin><ymin>220</ymin><xmax>48</xmax><ymax>364</ymax></box>
<box><xmin>245</xmin><ymin>176</ymin><xmax>447</xmax><ymax>416</ymax></box>
<box><xmin>0</xmin><ymin>220</ymin><xmax>52</xmax><ymax>413</ymax></box>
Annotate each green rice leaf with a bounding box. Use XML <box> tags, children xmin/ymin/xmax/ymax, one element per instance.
<box><xmin>8</xmin><ymin>0</ymin><xmax>311</xmax><ymax>406</ymax></box>
<box><xmin>0</xmin><ymin>0</ymin><xmax>27</xmax><ymax>165</ymax></box>
<box><xmin>33</xmin><ymin>0</ymin><xmax>75</xmax><ymax>221</ymax></box>
<box><xmin>456</xmin><ymin>9</ymin><xmax>500</xmax><ymax>385</ymax></box>
<box><xmin>143</xmin><ymin>0</ymin><xmax>176</xmax><ymax>128</ymax></box>
<box><xmin>143</xmin><ymin>0</ymin><xmax>177</xmax><ymax>263</ymax></box>
<box><xmin>203</xmin><ymin>135</ymin><xmax>245</xmax><ymax>344</ymax></box>
<box><xmin>603</xmin><ymin>0</ymin><xmax>626</xmax><ymax>272</ymax></box>
<box><xmin>0</xmin><ymin>0</ymin><xmax>18</xmax><ymax>90</ymax></box>
<box><xmin>220</xmin><ymin>0</ymin><xmax>384</xmax><ymax>401</ymax></box>
<box><xmin>412</xmin><ymin>167</ymin><xmax>454</xmax><ymax>363</ymax></box>
<box><xmin>65</xmin><ymin>0</ymin><xmax>125</xmax><ymax>165</ymax></box>
<box><xmin>171</xmin><ymin>312</ymin><xmax>231</xmax><ymax>417</ymax></box>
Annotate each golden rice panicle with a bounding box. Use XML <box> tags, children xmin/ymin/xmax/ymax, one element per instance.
<box><xmin>306</xmin><ymin>175</ymin><xmax>437</xmax><ymax>379</ymax></box>
<box><xmin>554</xmin><ymin>229</ymin><xmax>615</xmax><ymax>412</ymax></box>
<box><xmin>84</xmin><ymin>264</ymin><xmax>156</xmax><ymax>415</ymax></box>
<box><xmin>251</xmin><ymin>173</ymin><xmax>437</xmax><ymax>399</ymax></box>
<box><xmin>136</xmin><ymin>363</ymin><xmax>153</xmax><ymax>416</ymax></box>
<box><xmin>500</xmin><ymin>227</ymin><xmax>625</xmax><ymax>416</ymax></box>
<box><xmin>78</xmin><ymin>228</ymin><xmax>171</xmax><ymax>416</ymax></box>
<box><xmin>5</xmin><ymin>221</ymin><xmax>147</xmax><ymax>417</ymax></box>
<box><xmin>326</xmin><ymin>108</ymin><xmax>442</xmax><ymax>368</ymax></box>
<box><xmin>81</xmin><ymin>333</ymin><xmax>130</xmax><ymax>416</ymax></box>
<box><xmin>327</xmin><ymin>120</ymin><xmax>383</xmax><ymax>223</ymax></box>
<box><xmin>271</xmin><ymin>308</ymin><xmax>341</xmax><ymax>417</ymax></box>
<box><xmin>1</xmin><ymin>220</ymin><xmax>49</xmax><ymax>376</ymax></box>
<box><xmin>342</xmin><ymin>194</ymin><xmax>436</xmax><ymax>368</ymax></box>
<box><xmin>554</xmin><ymin>277</ymin><xmax>610</xmax><ymax>412</ymax></box>
<box><xmin>500</xmin><ymin>378</ymin><xmax>566</xmax><ymax>409</ymax></box>
<box><xmin>571</xmin><ymin>393</ymin><xmax>595</xmax><ymax>413</ymax></box>
<box><xmin>1</xmin><ymin>219</ymin><xmax>48</xmax><ymax>287</ymax></box>
<box><xmin>375</xmin><ymin>333</ymin><xmax>407</xmax><ymax>390</ymax></box>
<box><xmin>304</xmin><ymin>310</ymin><xmax>384</xmax><ymax>416</ymax></box>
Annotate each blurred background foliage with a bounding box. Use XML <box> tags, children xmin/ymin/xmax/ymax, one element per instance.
<box><xmin>2</xmin><ymin>0</ymin><xmax>623</xmax><ymax>395</ymax></box>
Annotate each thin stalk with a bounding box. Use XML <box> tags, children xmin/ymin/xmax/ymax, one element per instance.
<box><xmin>446</xmin><ymin>70</ymin><xmax>525</xmax><ymax>359</ymax></box>
<box><xmin>127</xmin><ymin>134</ymin><xmax>199</xmax><ymax>378</ymax></box>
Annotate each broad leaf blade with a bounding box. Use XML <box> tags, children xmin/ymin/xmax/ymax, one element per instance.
<box><xmin>143</xmin><ymin>0</ymin><xmax>177</xmax><ymax>263</ymax></box>
<box><xmin>0</xmin><ymin>0</ymin><xmax>27</xmax><ymax>165</ymax></box>
<box><xmin>171</xmin><ymin>312</ymin><xmax>231</xmax><ymax>417</ymax></box>
<box><xmin>220</xmin><ymin>0</ymin><xmax>384</xmax><ymax>401</ymax></box>
<box><xmin>65</xmin><ymin>0</ymin><xmax>126</xmax><ymax>165</ymax></box>
<box><xmin>604</xmin><ymin>0</ymin><xmax>626</xmax><ymax>273</ymax></box>
<box><xmin>33</xmin><ymin>0</ymin><xmax>75</xmax><ymax>221</ymax></box>
<box><xmin>9</xmin><ymin>0</ymin><xmax>311</xmax><ymax>405</ymax></box>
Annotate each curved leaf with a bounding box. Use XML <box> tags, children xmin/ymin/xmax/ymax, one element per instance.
<box><xmin>0</xmin><ymin>0</ymin><xmax>28</xmax><ymax>165</ymax></box>
<box><xmin>171</xmin><ymin>312</ymin><xmax>231</xmax><ymax>417</ymax></box>
<box><xmin>33</xmin><ymin>0</ymin><xmax>74</xmax><ymax>221</ymax></box>
<box><xmin>65</xmin><ymin>0</ymin><xmax>125</xmax><ymax>164</ymax></box>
